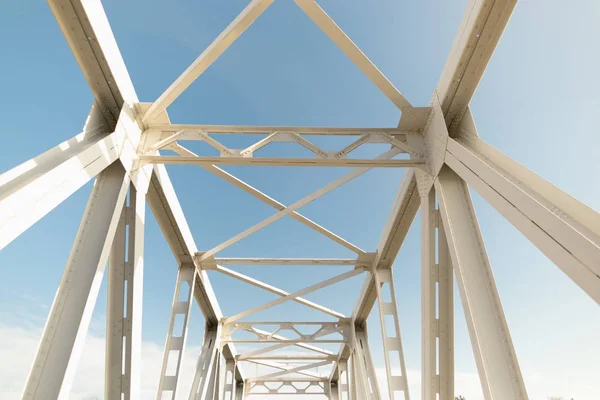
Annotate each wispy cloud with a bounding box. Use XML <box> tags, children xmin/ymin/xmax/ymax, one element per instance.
<box><xmin>0</xmin><ymin>317</ymin><xmax>592</xmax><ymax>400</ymax></box>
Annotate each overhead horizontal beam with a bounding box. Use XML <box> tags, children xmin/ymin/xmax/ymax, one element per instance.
<box><xmin>143</xmin><ymin>0</ymin><xmax>274</xmax><ymax>122</ymax></box>
<box><xmin>147</xmin><ymin>124</ymin><xmax>413</xmax><ymax>136</ymax></box>
<box><xmin>294</xmin><ymin>0</ymin><xmax>412</xmax><ymax>110</ymax></box>
<box><xmin>140</xmin><ymin>155</ymin><xmax>422</xmax><ymax>168</ymax></box>
<box><xmin>242</xmin><ymin>355</ymin><xmax>335</xmax><ymax>361</ymax></box>
<box><xmin>210</xmin><ymin>258</ymin><xmax>359</xmax><ymax>266</ymax></box>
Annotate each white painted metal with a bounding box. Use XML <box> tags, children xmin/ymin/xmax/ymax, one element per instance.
<box><xmin>353</xmin><ymin>329</ymin><xmax>382</xmax><ymax>400</ymax></box>
<box><xmin>246</xmin><ymin>380</ymin><xmax>327</xmax><ymax>396</ymax></box>
<box><xmin>437</xmin><ymin>211</ymin><xmax>454</xmax><ymax>400</ymax></box>
<box><xmin>189</xmin><ymin>329</ymin><xmax>221</xmax><ymax>400</ymax></box>
<box><xmin>294</xmin><ymin>0</ymin><xmax>412</xmax><ymax>110</ymax></box>
<box><xmin>22</xmin><ymin>162</ymin><xmax>130</xmax><ymax>399</ymax></box>
<box><xmin>236</xmin><ymin>328</ymin><xmax>335</xmax><ymax>360</ymax></box>
<box><xmin>225</xmin><ymin>268</ymin><xmax>365</xmax><ymax>323</ymax></box>
<box><xmin>446</xmin><ymin>127</ymin><xmax>600</xmax><ymax>304</ymax></box>
<box><xmin>171</xmin><ymin>144</ymin><xmax>365</xmax><ymax>255</ymax></box>
<box><xmin>0</xmin><ymin>103</ymin><xmax>115</xmax><ymax>250</ymax></box>
<box><xmin>143</xmin><ymin>0</ymin><xmax>274</xmax><ymax>122</ymax></box>
<box><xmin>211</xmin><ymin>265</ymin><xmax>345</xmax><ymax>318</ymax></box>
<box><xmin>375</xmin><ymin>269</ymin><xmax>410</xmax><ymax>400</ymax></box>
<box><xmin>248</xmin><ymin>360</ymin><xmax>332</xmax><ymax>382</ymax></box>
<box><xmin>337</xmin><ymin>360</ymin><xmax>352</xmax><ymax>400</ymax></box>
<box><xmin>352</xmin><ymin>169</ymin><xmax>420</xmax><ymax>325</ymax></box>
<box><xmin>106</xmin><ymin>184</ymin><xmax>146</xmax><ymax>400</ymax></box>
<box><xmin>50</xmin><ymin>0</ymin><xmax>225</xmax><ymax>329</ymax></box>
<box><xmin>3</xmin><ymin>0</ymin><xmax>597</xmax><ymax>398</ymax></box>
<box><xmin>150</xmin><ymin>124</ymin><xmax>412</xmax><ymax>136</ymax></box>
<box><xmin>223</xmin><ymin>321</ymin><xmax>349</xmax><ymax>344</ymax></box>
<box><xmin>141</xmin><ymin>155</ymin><xmax>422</xmax><ymax>168</ymax></box>
<box><xmin>156</xmin><ymin>266</ymin><xmax>196</xmax><ymax>399</ymax></box>
<box><xmin>421</xmin><ymin>188</ymin><xmax>453</xmax><ymax>400</ymax></box>
<box><xmin>211</xmin><ymin>258</ymin><xmax>359</xmax><ymax>266</ymax></box>
<box><xmin>435</xmin><ymin>165</ymin><xmax>528</xmax><ymax>399</ymax></box>
<box><xmin>437</xmin><ymin>0</ymin><xmax>518</xmax><ymax>133</ymax></box>
<box><xmin>198</xmin><ymin>149</ymin><xmax>401</xmax><ymax>261</ymax></box>
<box><xmin>244</xmin><ymin>359</ymin><xmax>322</xmax><ymax>381</ymax></box>
<box><xmin>223</xmin><ymin>360</ymin><xmax>239</xmax><ymax>400</ymax></box>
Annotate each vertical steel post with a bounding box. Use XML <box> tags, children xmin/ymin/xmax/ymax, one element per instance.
<box><xmin>421</xmin><ymin>188</ymin><xmax>454</xmax><ymax>400</ymax></box>
<box><xmin>222</xmin><ymin>360</ymin><xmax>238</xmax><ymax>400</ymax></box>
<box><xmin>156</xmin><ymin>266</ymin><xmax>197</xmax><ymax>399</ymax></box>
<box><xmin>106</xmin><ymin>184</ymin><xmax>146</xmax><ymax>399</ymax></box>
<box><xmin>375</xmin><ymin>269</ymin><xmax>410</xmax><ymax>400</ymax></box>
<box><xmin>189</xmin><ymin>328</ymin><xmax>221</xmax><ymax>400</ymax></box>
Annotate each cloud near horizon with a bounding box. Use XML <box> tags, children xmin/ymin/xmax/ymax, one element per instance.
<box><xmin>0</xmin><ymin>320</ymin><xmax>587</xmax><ymax>400</ymax></box>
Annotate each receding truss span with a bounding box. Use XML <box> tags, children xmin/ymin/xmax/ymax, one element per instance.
<box><xmin>1</xmin><ymin>0</ymin><xmax>597</xmax><ymax>399</ymax></box>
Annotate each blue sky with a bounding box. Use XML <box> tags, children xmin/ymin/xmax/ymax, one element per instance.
<box><xmin>1</xmin><ymin>0</ymin><xmax>599</xmax><ymax>399</ymax></box>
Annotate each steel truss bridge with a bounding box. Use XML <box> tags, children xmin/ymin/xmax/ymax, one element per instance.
<box><xmin>1</xmin><ymin>0</ymin><xmax>598</xmax><ymax>399</ymax></box>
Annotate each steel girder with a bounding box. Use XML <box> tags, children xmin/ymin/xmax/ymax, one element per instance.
<box><xmin>1</xmin><ymin>0</ymin><xmax>598</xmax><ymax>399</ymax></box>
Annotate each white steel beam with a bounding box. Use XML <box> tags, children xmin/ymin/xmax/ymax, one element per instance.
<box><xmin>150</xmin><ymin>124</ymin><xmax>412</xmax><ymax>136</ymax></box>
<box><xmin>437</xmin><ymin>209</ymin><xmax>454</xmax><ymax>399</ymax></box>
<box><xmin>236</xmin><ymin>329</ymin><xmax>335</xmax><ymax>360</ymax></box>
<box><xmin>106</xmin><ymin>184</ymin><xmax>145</xmax><ymax>400</ymax></box>
<box><xmin>47</xmin><ymin>0</ymin><xmax>138</xmax><ymax>124</ymax></box>
<box><xmin>211</xmin><ymin>258</ymin><xmax>359</xmax><ymax>266</ymax></box>
<box><xmin>147</xmin><ymin>164</ymin><xmax>223</xmax><ymax>325</ymax></box>
<box><xmin>248</xmin><ymin>360</ymin><xmax>331</xmax><ymax>382</ymax></box>
<box><xmin>421</xmin><ymin>189</ymin><xmax>453</xmax><ymax>400</ymax></box>
<box><xmin>198</xmin><ymin>148</ymin><xmax>401</xmax><ymax>261</ymax></box>
<box><xmin>223</xmin><ymin>360</ymin><xmax>239</xmax><ymax>400</ymax></box>
<box><xmin>23</xmin><ymin>162</ymin><xmax>130</xmax><ymax>399</ymax></box>
<box><xmin>445</xmin><ymin>129</ymin><xmax>600</xmax><ymax>304</ymax></box>
<box><xmin>173</xmin><ymin>144</ymin><xmax>364</xmax><ymax>255</ymax></box>
<box><xmin>294</xmin><ymin>0</ymin><xmax>412</xmax><ymax>110</ymax></box>
<box><xmin>375</xmin><ymin>270</ymin><xmax>410</xmax><ymax>399</ymax></box>
<box><xmin>352</xmin><ymin>0</ymin><xmax>518</xmax><ymax>331</ymax></box>
<box><xmin>189</xmin><ymin>329</ymin><xmax>221</xmax><ymax>400</ymax></box>
<box><xmin>143</xmin><ymin>0</ymin><xmax>274</xmax><ymax>122</ymax></box>
<box><xmin>241</xmin><ymin>355</ymin><xmax>335</xmax><ymax>361</ymax></box>
<box><xmin>352</xmin><ymin>169</ymin><xmax>420</xmax><ymax>325</ymax></box>
<box><xmin>0</xmin><ymin>104</ymin><xmax>118</xmax><ymax>250</ymax></box>
<box><xmin>48</xmin><ymin>0</ymin><xmax>224</xmax><ymax>328</ymax></box>
<box><xmin>141</xmin><ymin>154</ymin><xmax>421</xmax><ymax>168</ymax></box>
<box><xmin>435</xmin><ymin>165</ymin><xmax>528</xmax><ymax>399</ymax></box>
<box><xmin>337</xmin><ymin>360</ymin><xmax>352</xmax><ymax>400</ymax></box>
<box><xmin>211</xmin><ymin>265</ymin><xmax>345</xmax><ymax>319</ymax></box>
<box><xmin>225</xmin><ymin>268</ymin><xmax>365</xmax><ymax>323</ymax></box>
<box><xmin>244</xmin><ymin>359</ymin><xmax>321</xmax><ymax>380</ymax></box>
<box><xmin>437</xmin><ymin>0</ymin><xmax>518</xmax><ymax>133</ymax></box>
<box><xmin>156</xmin><ymin>267</ymin><xmax>196</xmax><ymax>399</ymax></box>
<box><xmin>353</xmin><ymin>328</ymin><xmax>382</xmax><ymax>400</ymax></box>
